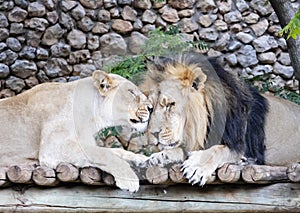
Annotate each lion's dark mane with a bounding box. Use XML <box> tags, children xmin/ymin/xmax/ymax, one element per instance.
<box><xmin>148</xmin><ymin>52</ymin><xmax>268</xmax><ymax>164</ymax></box>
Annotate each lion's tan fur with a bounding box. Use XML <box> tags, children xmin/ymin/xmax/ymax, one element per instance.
<box><xmin>0</xmin><ymin>71</ymin><xmax>152</xmax><ymax>192</ymax></box>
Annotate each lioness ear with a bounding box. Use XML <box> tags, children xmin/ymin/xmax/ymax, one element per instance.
<box><xmin>192</xmin><ymin>70</ymin><xmax>207</xmax><ymax>91</ymax></box>
<box><xmin>92</xmin><ymin>70</ymin><xmax>118</xmax><ymax>96</ymax></box>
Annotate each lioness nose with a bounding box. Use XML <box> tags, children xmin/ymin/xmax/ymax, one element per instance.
<box><xmin>151</xmin><ymin>131</ymin><xmax>160</xmax><ymax>139</ymax></box>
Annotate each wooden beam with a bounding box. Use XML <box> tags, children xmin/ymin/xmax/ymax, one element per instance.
<box><xmin>0</xmin><ymin>183</ymin><xmax>298</xmax><ymax>212</ymax></box>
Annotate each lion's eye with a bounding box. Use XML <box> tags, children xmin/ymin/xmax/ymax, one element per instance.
<box><xmin>166</xmin><ymin>102</ymin><xmax>175</xmax><ymax>111</ymax></box>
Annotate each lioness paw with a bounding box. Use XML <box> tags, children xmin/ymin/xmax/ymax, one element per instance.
<box><xmin>182</xmin><ymin>150</ymin><xmax>217</xmax><ymax>186</ymax></box>
<box><xmin>114</xmin><ymin>176</ymin><xmax>140</xmax><ymax>193</ymax></box>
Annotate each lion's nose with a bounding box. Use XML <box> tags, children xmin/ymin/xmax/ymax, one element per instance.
<box><xmin>147</xmin><ymin>106</ymin><xmax>153</xmax><ymax>113</ymax></box>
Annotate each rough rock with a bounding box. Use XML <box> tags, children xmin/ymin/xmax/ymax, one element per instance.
<box><xmin>121</xmin><ymin>5</ymin><xmax>137</xmax><ymax>21</ymax></box>
<box><xmin>112</xmin><ymin>19</ymin><xmax>133</xmax><ymax>34</ymax></box>
<box><xmin>278</xmin><ymin>52</ymin><xmax>291</xmax><ymax>66</ymax></box>
<box><xmin>19</xmin><ymin>46</ymin><xmax>36</xmax><ymax>59</ymax></box>
<box><xmin>199</xmin><ymin>28</ymin><xmax>218</xmax><ymax>41</ymax></box>
<box><xmin>44</xmin><ymin>58</ymin><xmax>72</xmax><ymax>77</ymax></box>
<box><xmin>236</xmin><ymin>32</ymin><xmax>254</xmax><ymax>44</ymax></box>
<box><xmin>100</xmin><ymin>33</ymin><xmax>127</xmax><ymax>55</ymax></box>
<box><xmin>258</xmin><ymin>52</ymin><xmax>276</xmax><ymax>64</ymax></box>
<box><xmin>179</xmin><ymin>18</ymin><xmax>198</xmax><ymax>33</ymax></box>
<box><xmin>168</xmin><ymin>0</ymin><xmax>195</xmax><ymax>9</ymax></box>
<box><xmin>0</xmin><ymin>63</ymin><xmax>9</xmax><ymax>78</ymax></box>
<box><xmin>11</xmin><ymin>59</ymin><xmax>37</xmax><ymax>78</ymax></box>
<box><xmin>67</xmin><ymin>29</ymin><xmax>86</xmax><ymax>49</ymax></box>
<box><xmin>253</xmin><ymin>35</ymin><xmax>278</xmax><ymax>53</ymax></box>
<box><xmin>6</xmin><ymin>38</ymin><xmax>22</xmax><ymax>52</ymax></box>
<box><xmin>250</xmin><ymin>18</ymin><xmax>269</xmax><ymax>36</ymax></box>
<box><xmin>51</xmin><ymin>42</ymin><xmax>71</xmax><ymax>57</ymax></box>
<box><xmin>160</xmin><ymin>6</ymin><xmax>179</xmax><ymax>23</ymax></box>
<box><xmin>28</xmin><ymin>1</ymin><xmax>46</xmax><ymax>17</ymax></box>
<box><xmin>42</xmin><ymin>24</ymin><xmax>66</xmax><ymax>46</ymax></box>
<box><xmin>273</xmin><ymin>62</ymin><xmax>294</xmax><ymax>79</ymax></box>
<box><xmin>8</xmin><ymin>7</ymin><xmax>27</xmax><ymax>22</ymax></box>
<box><xmin>142</xmin><ymin>10</ymin><xmax>157</xmax><ymax>24</ymax></box>
<box><xmin>128</xmin><ymin>31</ymin><xmax>148</xmax><ymax>54</ymax></box>
<box><xmin>6</xmin><ymin>76</ymin><xmax>26</xmax><ymax>93</ymax></box>
<box><xmin>237</xmin><ymin>45</ymin><xmax>258</xmax><ymax>67</ymax></box>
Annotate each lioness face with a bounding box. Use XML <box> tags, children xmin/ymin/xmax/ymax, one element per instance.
<box><xmin>147</xmin><ymin>80</ymin><xmax>186</xmax><ymax>150</ymax></box>
<box><xmin>93</xmin><ymin>70</ymin><xmax>153</xmax><ymax>133</ymax></box>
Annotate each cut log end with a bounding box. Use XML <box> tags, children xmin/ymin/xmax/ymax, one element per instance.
<box><xmin>80</xmin><ymin>167</ymin><xmax>103</xmax><ymax>185</ymax></box>
<box><xmin>32</xmin><ymin>166</ymin><xmax>58</xmax><ymax>186</ymax></box>
<box><xmin>56</xmin><ymin>163</ymin><xmax>79</xmax><ymax>182</ymax></box>
<box><xmin>146</xmin><ymin>166</ymin><xmax>168</xmax><ymax>184</ymax></box>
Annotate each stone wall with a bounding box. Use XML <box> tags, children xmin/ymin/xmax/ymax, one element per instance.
<box><xmin>0</xmin><ymin>0</ymin><xmax>299</xmax><ymax>98</ymax></box>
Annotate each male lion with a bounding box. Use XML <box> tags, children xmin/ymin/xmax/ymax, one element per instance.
<box><xmin>141</xmin><ymin>52</ymin><xmax>300</xmax><ymax>186</ymax></box>
<box><xmin>0</xmin><ymin>70</ymin><xmax>152</xmax><ymax>192</ymax></box>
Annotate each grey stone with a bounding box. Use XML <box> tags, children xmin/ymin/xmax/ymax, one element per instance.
<box><xmin>133</xmin><ymin>19</ymin><xmax>143</xmax><ymax>30</ymax></box>
<box><xmin>253</xmin><ymin>35</ymin><xmax>278</xmax><ymax>53</ymax></box>
<box><xmin>0</xmin><ymin>63</ymin><xmax>9</xmax><ymax>78</ymax></box>
<box><xmin>112</xmin><ymin>19</ymin><xmax>133</xmax><ymax>34</ymax></box>
<box><xmin>273</xmin><ymin>62</ymin><xmax>294</xmax><ymax>79</ymax></box>
<box><xmin>118</xmin><ymin>0</ymin><xmax>132</xmax><ymax>5</ymax></box>
<box><xmin>152</xmin><ymin>0</ymin><xmax>166</xmax><ymax>8</ymax></box>
<box><xmin>141</xmin><ymin>24</ymin><xmax>155</xmax><ymax>34</ymax></box>
<box><xmin>278</xmin><ymin>52</ymin><xmax>291</xmax><ymax>66</ymax></box>
<box><xmin>258</xmin><ymin>52</ymin><xmax>276</xmax><ymax>64</ymax></box>
<box><xmin>252</xmin><ymin>65</ymin><xmax>273</xmax><ymax>77</ymax></box>
<box><xmin>51</xmin><ymin>42</ymin><xmax>71</xmax><ymax>57</ymax></box>
<box><xmin>250</xmin><ymin>18</ymin><xmax>269</xmax><ymax>36</ymax></box>
<box><xmin>249</xmin><ymin>0</ymin><xmax>273</xmax><ymax>16</ymax></box>
<box><xmin>68</xmin><ymin>76</ymin><xmax>81</xmax><ymax>82</ymax></box>
<box><xmin>243</xmin><ymin>13</ymin><xmax>260</xmax><ymax>24</ymax></box>
<box><xmin>0</xmin><ymin>89</ymin><xmax>15</xmax><ymax>98</ymax></box>
<box><xmin>268</xmin><ymin>25</ymin><xmax>281</xmax><ymax>35</ymax></box>
<box><xmin>25</xmin><ymin>30</ymin><xmax>43</xmax><ymax>47</ymax></box>
<box><xmin>237</xmin><ymin>45</ymin><xmax>258</xmax><ymax>67</ymax></box>
<box><xmin>178</xmin><ymin>9</ymin><xmax>195</xmax><ymax>18</ymax></box>
<box><xmin>236</xmin><ymin>0</ymin><xmax>249</xmax><ymax>12</ymax></box>
<box><xmin>230</xmin><ymin>23</ymin><xmax>242</xmax><ymax>33</ymax></box>
<box><xmin>51</xmin><ymin>77</ymin><xmax>67</xmax><ymax>83</ymax></box>
<box><xmin>25</xmin><ymin>18</ymin><xmax>49</xmax><ymax>31</ymax></box>
<box><xmin>19</xmin><ymin>46</ymin><xmax>36</xmax><ymax>59</ymax></box>
<box><xmin>155</xmin><ymin>16</ymin><xmax>167</xmax><ymax>27</ymax></box>
<box><xmin>0</xmin><ymin>1</ymin><xmax>14</xmax><ymax>11</ymax></box>
<box><xmin>36</xmin><ymin>47</ymin><xmax>49</xmax><ymax>60</ymax></box>
<box><xmin>71</xmin><ymin>3</ymin><xmax>86</xmax><ymax>20</ymax></box>
<box><xmin>25</xmin><ymin>76</ymin><xmax>39</xmax><ymax>88</ymax></box>
<box><xmin>44</xmin><ymin>58</ymin><xmax>72</xmax><ymax>77</ymax></box>
<box><xmin>160</xmin><ymin>6</ymin><xmax>179</xmax><ymax>23</ymax></box>
<box><xmin>268</xmin><ymin>12</ymin><xmax>279</xmax><ymax>23</ymax></box>
<box><xmin>142</xmin><ymin>10</ymin><xmax>157</xmax><ymax>24</ymax></box>
<box><xmin>8</xmin><ymin>7</ymin><xmax>27</xmax><ymax>22</ymax></box>
<box><xmin>0</xmin><ymin>42</ymin><xmax>6</xmax><ymax>51</ymax></box>
<box><xmin>47</xmin><ymin>11</ymin><xmax>59</xmax><ymax>24</ymax></box>
<box><xmin>224</xmin><ymin>10</ymin><xmax>242</xmax><ymax>23</ymax></box>
<box><xmin>98</xmin><ymin>9</ymin><xmax>111</xmax><ymax>22</ymax></box>
<box><xmin>10</xmin><ymin>23</ymin><xmax>24</xmax><ymax>35</ymax></box>
<box><xmin>169</xmin><ymin>0</ymin><xmax>195</xmax><ymax>9</ymax></box>
<box><xmin>61</xmin><ymin>0</ymin><xmax>77</xmax><ymax>12</ymax></box>
<box><xmin>92</xmin><ymin>22</ymin><xmax>109</xmax><ymax>34</ymax></box>
<box><xmin>44</xmin><ymin>0</ymin><xmax>55</xmax><ymax>10</ymax></box>
<box><xmin>87</xmin><ymin>34</ymin><xmax>100</xmax><ymax>50</ymax></box>
<box><xmin>15</xmin><ymin>0</ymin><xmax>29</xmax><ymax>9</ymax></box>
<box><xmin>196</xmin><ymin>0</ymin><xmax>216</xmax><ymax>13</ymax></box>
<box><xmin>100</xmin><ymin>33</ymin><xmax>127</xmax><ymax>56</ymax></box>
<box><xmin>0</xmin><ymin>13</ymin><xmax>8</xmax><ymax>27</ymax></box>
<box><xmin>78</xmin><ymin>16</ymin><xmax>95</xmax><ymax>32</ymax></box>
<box><xmin>214</xmin><ymin>20</ymin><xmax>228</xmax><ymax>31</ymax></box>
<box><xmin>80</xmin><ymin>0</ymin><xmax>102</xmax><ymax>9</ymax></box>
<box><xmin>69</xmin><ymin>50</ymin><xmax>91</xmax><ymax>64</ymax></box>
<box><xmin>199</xmin><ymin>28</ymin><xmax>219</xmax><ymax>41</ymax></box>
<box><xmin>6</xmin><ymin>76</ymin><xmax>25</xmax><ymax>93</ymax></box>
<box><xmin>225</xmin><ymin>53</ymin><xmax>237</xmax><ymax>66</ymax></box>
<box><xmin>28</xmin><ymin>1</ymin><xmax>46</xmax><ymax>17</ymax></box>
<box><xmin>11</xmin><ymin>59</ymin><xmax>37</xmax><ymax>78</ymax></box>
<box><xmin>121</xmin><ymin>5</ymin><xmax>137</xmax><ymax>21</ymax></box>
<box><xmin>215</xmin><ymin>32</ymin><xmax>230</xmax><ymax>51</ymax></box>
<box><xmin>42</xmin><ymin>24</ymin><xmax>66</xmax><ymax>46</ymax></box>
<box><xmin>74</xmin><ymin>63</ymin><xmax>96</xmax><ymax>78</ymax></box>
<box><xmin>179</xmin><ymin>18</ymin><xmax>198</xmax><ymax>33</ymax></box>
<box><xmin>198</xmin><ymin>14</ymin><xmax>217</xmax><ymax>27</ymax></box>
<box><xmin>110</xmin><ymin>7</ymin><xmax>120</xmax><ymax>18</ymax></box>
<box><xmin>236</xmin><ymin>32</ymin><xmax>254</xmax><ymax>44</ymax></box>
<box><xmin>67</xmin><ymin>29</ymin><xmax>86</xmax><ymax>49</ymax></box>
<box><xmin>128</xmin><ymin>31</ymin><xmax>148</xmax><ymax>54</ymax></box>
<box><xmin>6</xmin><ymin>38</ymin><xmax>22</xmax><ymax>52</ymax></box>
<box><xmin>133</xmin><ymin>0</ymin><xmax>151</xmax><ymax>10</ymax></box>
<box><xmin>217</xmin><ymin>0</ymin><xmax>232</xmax><ymax>14</ymax></box>
<box><xmin>59</xmin><ymin>12</ymin><xmax>75</xmax><ymax>30</ymax></box>
<box><xmin>277</xmin><ymin>38</ymin><xmax>287</xmax><ymax>50</ymax></box>
<box><xmin>36</xmin><ymin>70</ymin><xmax>49</xmax><ymax>83</ymax></box>
<box><xmin>0</xmin><ymin>50</ymin><xmax>18</xmax><ymax>65</ymax></box>
<box><xmin>104</xmin><ymin>0</ymin><xmax>117</xmax><ymax>8</ymax></box>
<box><xmin>91</xmin><ymin>51</ymin><xmax>103</xmax><ymax>69</ymax></box>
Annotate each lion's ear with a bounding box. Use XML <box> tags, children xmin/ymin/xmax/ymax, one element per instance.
<box><xmin>192</xmin><ymin>70</ymin><xmax>207</xmax><ymax>91</ymax></box>
<box><xmin>92</xmin><ymin>70</ymin><xmax>118</xmax><ymax>96</ymax></box>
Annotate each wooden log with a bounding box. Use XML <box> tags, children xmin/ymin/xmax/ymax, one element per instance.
<box><xmin>32</xmin><ymin>166</ymin><xmax>58</xmax><ymax>186</ymax></box>
<box><xmin>217</xmin><ymin>164</ymin><xmax>242</xmax><ymax>183</ymax></box>
<box><xmin>102</xmin><ymin>172</ymin><xmax>115</xmax><ymax>186</ymax></box>
<box><xmin>80</xmin><ymin>167</ymin><xmax>103</xmax><ymax>185</ymax></box>
<box><xmin>146</xmin><ymin>166</ymin><xmax>168</xmax><ymax>184</ymax></box>
<box><xmin>169</xmin><ymin>164</ymin><xmax>187</xmax><ymax>183</ymax></box>
<box><xmin>242</xmin><ymin>165</ymin><xmax>289</xmax><ymax>183</ymax></box>
<box><xmin>0</xmin><ymin>167</ymin><xmax>9</xmax><ymax>187</ymax></box>
<box><xmin>7</xmin><ymin>165</ymin><xmax>34</xmax><ymax>184</ymax></box>
<box><xmin>287</xmin><ymin>163</ymin><xmax>300</xmax><ymax>182</ymax></box>
<box><xmin>56</xmin><ymin>163</ymin><xmax>79</xmax><ymax>182</ymax></box>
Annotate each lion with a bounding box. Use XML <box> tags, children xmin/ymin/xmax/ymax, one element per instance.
<box><xmin>0</xmin><ymin>70</ymin><xmax>153</xmax><ymax>192</ymax></box>
<box><xmin>140</xmin><ymin>52</ymin><xmax>300</xmax><ymax>186</ymax></box>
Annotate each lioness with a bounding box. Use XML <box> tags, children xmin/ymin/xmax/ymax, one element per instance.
<box><xmin>0</xmin><ymin>70</ymin><xmax>152</xmax><ymax>192</ymax></box>
<box><xmin>141</xmin><ymin>52</ymin><xmax>300</xmax><ymax>186</ymax></box>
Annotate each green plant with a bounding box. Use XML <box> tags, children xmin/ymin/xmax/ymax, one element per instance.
<box><xmin>280</xmin><ymin>7</ymin><xmax>300</xmax><ymax>39</ymax></box>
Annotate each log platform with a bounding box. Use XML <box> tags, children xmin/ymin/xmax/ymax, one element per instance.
<box><xmin>0</xmin><ymin>162</ymin><xmax>299</xmax><ymax>212</ymax></box>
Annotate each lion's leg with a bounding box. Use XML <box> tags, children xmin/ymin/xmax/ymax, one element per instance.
<box><xmin>109</xmin><ymin>148</ymin><xmax>149</xmax><ymax>166</ymax></box>
<box><xmin>182</xmin><ymin>145</ymin><xmax>242</xmax><ymax>186</ymax></box>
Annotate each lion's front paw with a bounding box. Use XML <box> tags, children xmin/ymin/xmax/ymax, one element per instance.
<box><xmin>143</xmin><ymin>148</ymin><xmax>185</xmax><ymax>167</ymax></box>
<box><xmin>114</xmin><ymin>175</ymin><xmax>140</xmax><ymax>193</ymax></box>
<box><xmin>182</xmin><ymin>150</ymin><xmax>217</xmax><ymax>186</ymax></box>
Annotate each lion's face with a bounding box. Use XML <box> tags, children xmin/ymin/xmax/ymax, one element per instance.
<box><xmin>145</xmin><ymin>62</ymin><xmax>209</xmax><ymax>151</ymax></box>
<box><xmin>93</xmin><ymin>70</ymin><xmax>153</xmax><ymax>134</ymax></box>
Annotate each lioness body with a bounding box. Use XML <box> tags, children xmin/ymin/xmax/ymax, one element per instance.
<box><xmin>264</xmin><ymin>94</ymin><xmax>300</xmax><ymax>165</ymax></box>
<box><xmin>0</xmin><ymin>71</ymin><xmax>152</xmax><ymax>192</ymax></box>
